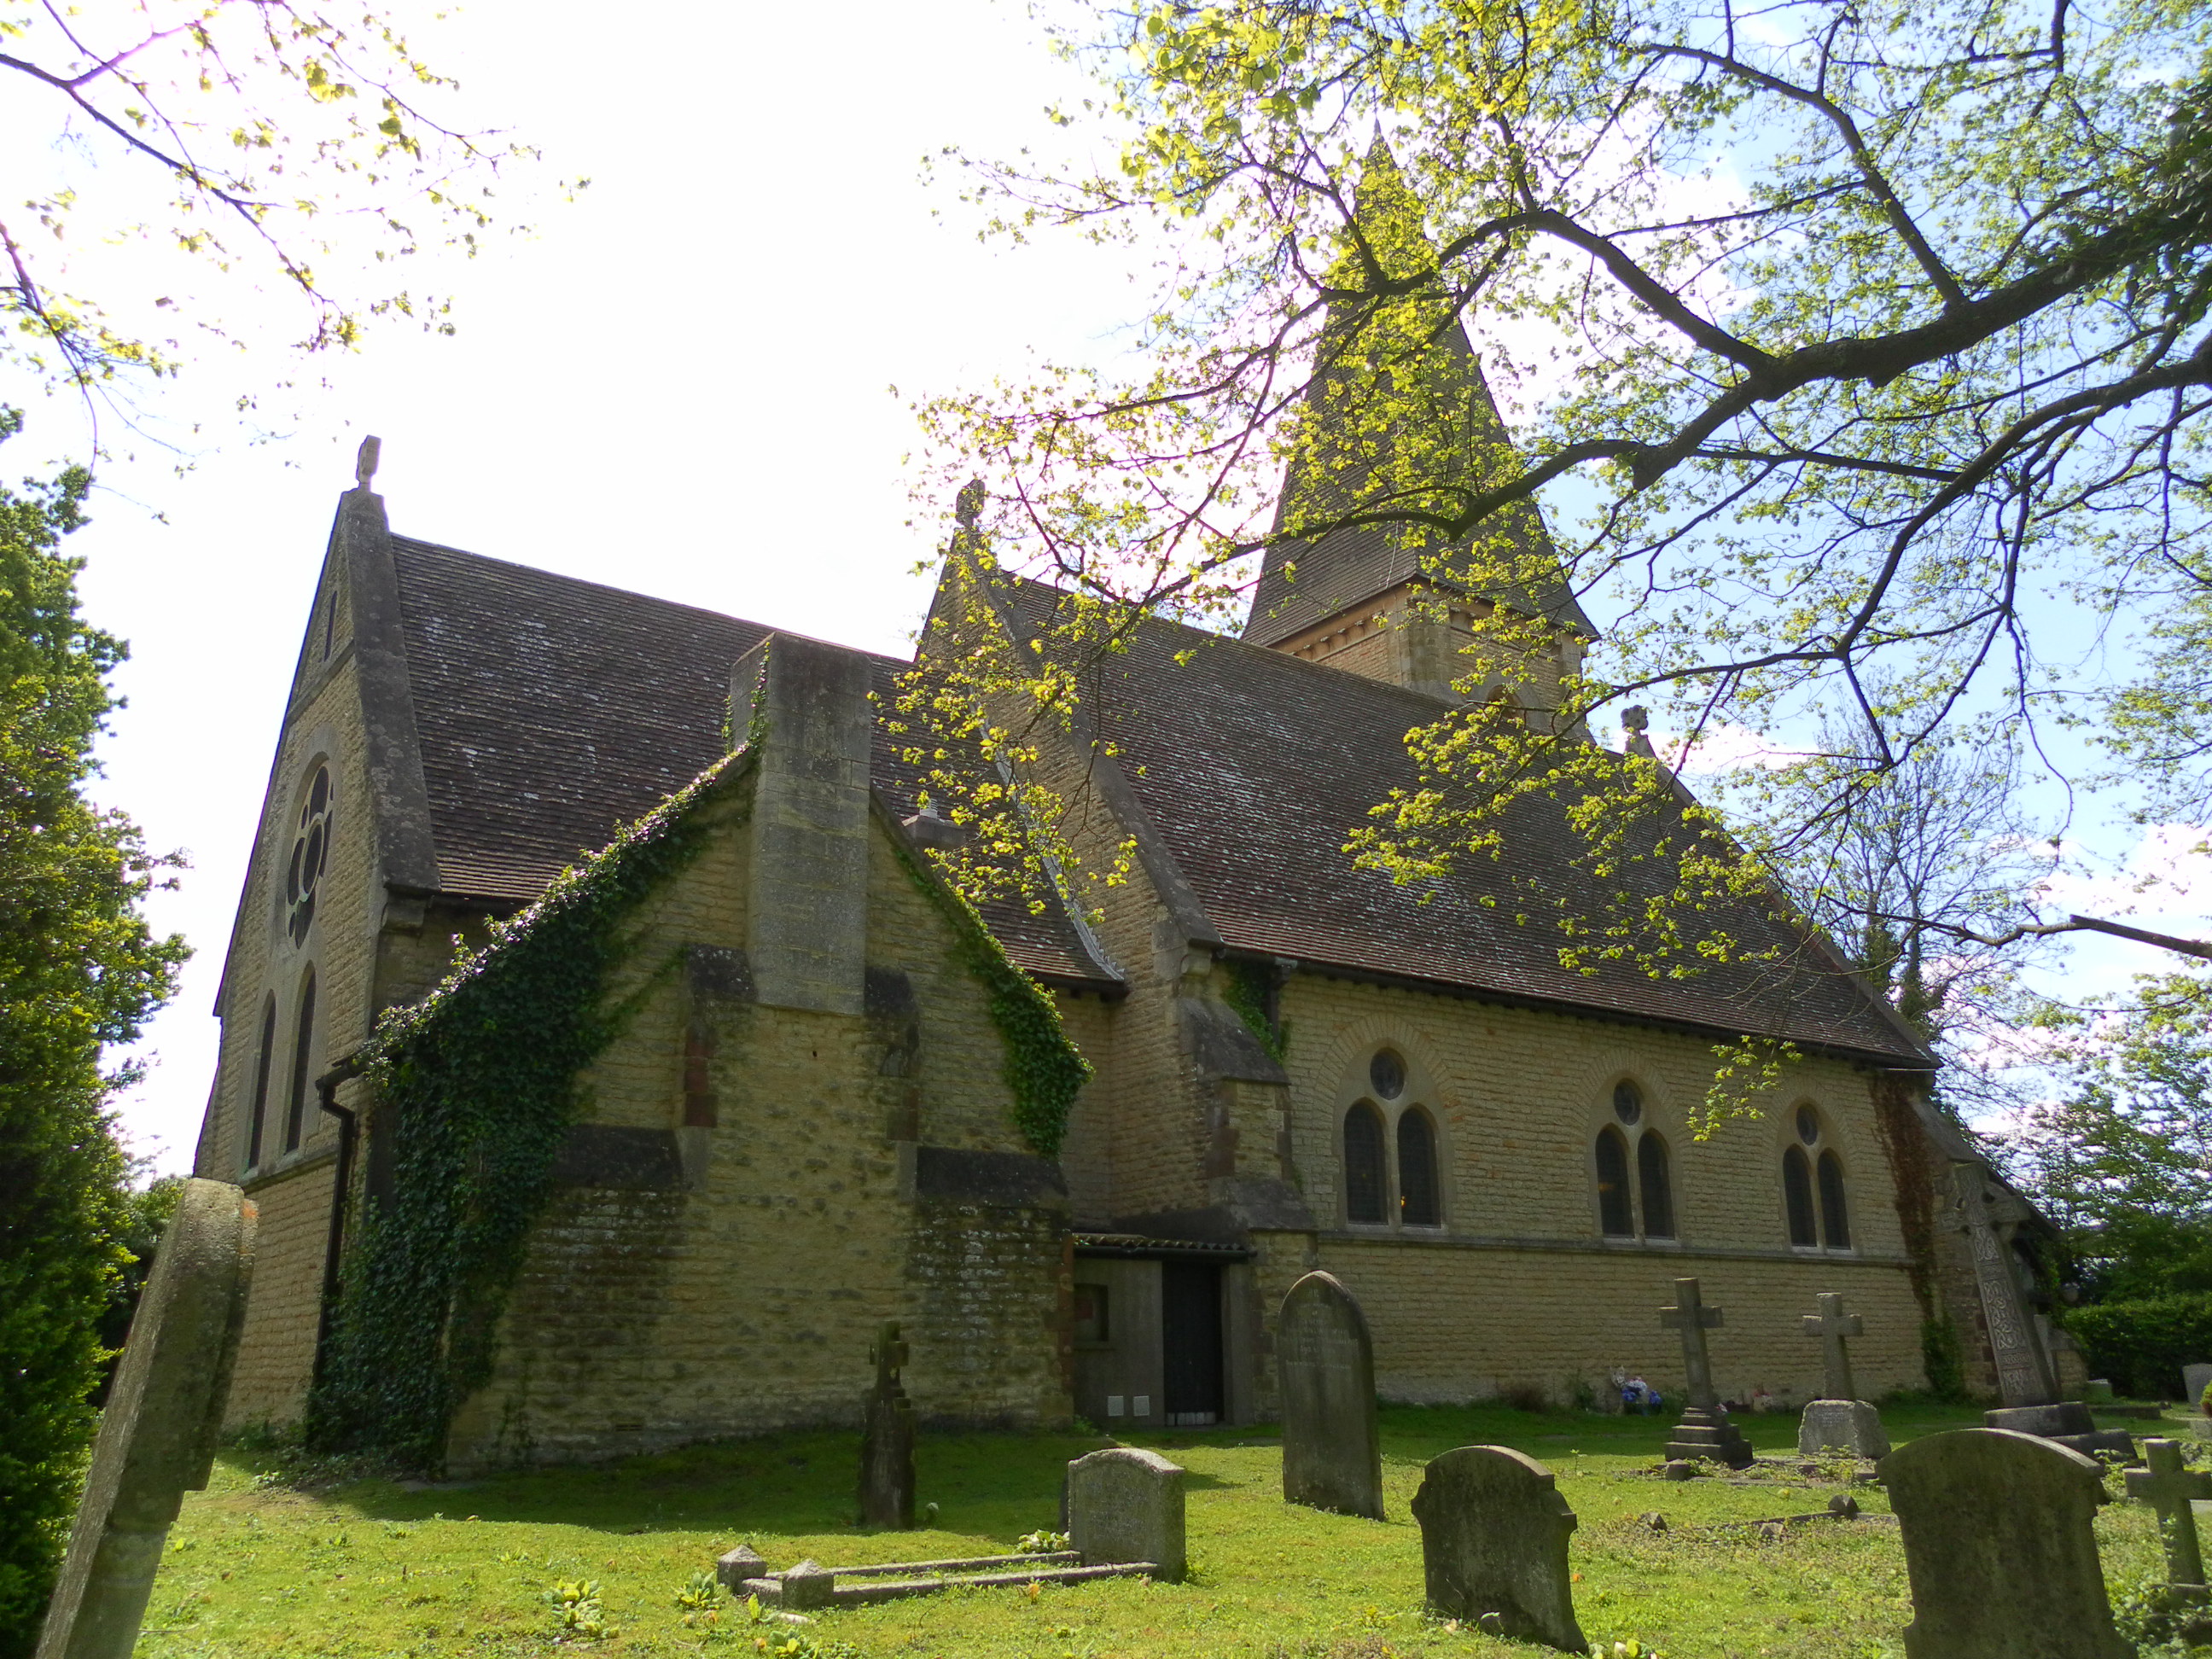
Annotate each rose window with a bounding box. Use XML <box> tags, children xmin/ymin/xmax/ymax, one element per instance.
<box><xmin>285</xmin><ymin>766</ymin><xmax>333</xmax><ymax>946</ymax></box>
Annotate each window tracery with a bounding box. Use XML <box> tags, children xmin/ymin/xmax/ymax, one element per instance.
<box><xmin>285</xmin><ymin>765</ymin><xmax>334</xmax><ymax>947</ymax></box>
<box><xmin>1592</xmin><ymin>1075</ymin><xmax>1676</xmax><ymax>1241</ymax></box>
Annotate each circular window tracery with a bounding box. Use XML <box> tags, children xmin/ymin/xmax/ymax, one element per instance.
<box><xmin>1796</xmin><ymin>1104</ymin><xmax>1821</xmax><ymax>1145</ymax></box>
<box><xmin>285</xmin><ymin>766</ymin><xmax>333</xmax><ymax>946</ymax></box>
<box><xmin>1369</xmin><ymin>1049</ymin><xmax>1406</xmax><ymax>1100</ymax></box>
<box><xmin>1613</xmin><ymin>1079</ymin><xmax>1644</xmax><ymax>1126</ymax></box>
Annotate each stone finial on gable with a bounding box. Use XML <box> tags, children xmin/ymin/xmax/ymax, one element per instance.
<box><xmin>354</xmin><ymin>434</ymin><xmax>381</xmax><ymax>492</ymax></box>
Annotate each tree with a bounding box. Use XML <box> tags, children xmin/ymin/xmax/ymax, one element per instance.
<box><xmin>0</xmin><ymin>410</ymin><xmax>187</xmax><ymax>1656</ymax></box>
<box><xmin>917</xmin><ymin>0</ymin><xmax>2212</xmax><ymax>979</ymax></box>
<box><xmin>0</xmin><ymin>0</ymin><xmax>535</xmax><ymax>419</ymax></box>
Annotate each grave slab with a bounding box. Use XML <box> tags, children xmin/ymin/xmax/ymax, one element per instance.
<box><xmin>1880</xmin><ymin>1427</ymin><xmax>2131</xmax><ymax>1659</ymax></box>
<box><xmin>36</xmin><ymin>1180</ymin><xmax>255</xmax><ymax>1659</ymax></box>
<box><xmin>1411</xmin><ymin>1446</ymin><xmax>1586</xmax><ymax>1653</ymax></box>
<box><xmin>1068</xmin><ymin>1447</ymin><xmax>1186</xmax><ymax>1582</ymax></box>
<box><xmin>1278</xmin><ymin>1271</ymin><xmax>1383</xmax><ymax>1519</ymax></box>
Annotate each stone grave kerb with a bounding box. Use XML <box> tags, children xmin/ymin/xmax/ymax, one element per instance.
<box><xmin>1802</xmin><ymin>1292</ymin><xmax>1864</xmax><ymax>1402</ymax></box>
<box><xmin>2127</xmin><ymin>1437</ymin><xmax>2212</xmax><ymax>1597</ymax></box>
<box><xmin>35</xmin><ymin>1179</ymin><xmax>256</xmax><ymax>1659</ymax></box>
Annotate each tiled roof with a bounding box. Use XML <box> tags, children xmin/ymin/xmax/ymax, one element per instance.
<box><xmin>385</xmin><ymin>538</ymin><xmax>1110</xmax><ymax>987</ymax></box>
<box><xmin>1008</xmin><ymin>578</ymin><xmax>1930</xmax><ymax>1065</ymax></box>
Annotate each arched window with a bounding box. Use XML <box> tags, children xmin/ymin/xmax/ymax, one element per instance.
<box><xmin>1637</xmin><ymin>1132</ymin><xmax>1675</xmax><ymax>1239</ymax></box>
<box><xmin>244</xmin><ymin>995</ymin><xmax>277</xmax><ymax>1171</ymax></box>
<box><xmin>1594</xmin><ymin>1126</ymin><xmax>1634</xmax><ymax>1237</ymax></box>
<box><xmin>1783</xmin><ymin>1145</ymin><xmax>1819</xmax><ymax>1246</ymax></box>
<box><xmin>1343</xmin><ymin>1103</ymin><xmax>1388</xmax><ymax>1225</ymax></box>
<box><xmin>1817</xmin><ymin>1151</ymin><xmax>1852</xmax><ymax>1249</ymax></box>
<box><xmin>1397</xmin><ymin>1109</ymin><xmax>1441</xmax><ymax>1226</ymax></box>
<box><xmin>282</xmin><ymin>970</ymin><xmax>317</xmax><ymax>1153</ymax></box>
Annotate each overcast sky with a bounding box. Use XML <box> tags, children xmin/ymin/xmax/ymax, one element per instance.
<box><xmin>17</xmin><ymin>0</ymin><xmax>2206</xmax><ymax>1176</ymax></box>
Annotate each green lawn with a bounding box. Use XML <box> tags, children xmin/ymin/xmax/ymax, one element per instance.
<box><xmin>134</xmin><ymin>1402</ymin><xmax>2198</xmax><ymax>1658</ymax></box>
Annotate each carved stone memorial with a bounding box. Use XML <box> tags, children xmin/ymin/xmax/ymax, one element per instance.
<box><xmin>1411</xmin><ymin>1446</ymin><xmax>1586</xmax><ymax>1653</ymax></box>
<box><xmin>35</xmin><ymin>1179</ymin><xmax>256</xmax><ymax>1659</ymax></box>
<box><xmin>858</xmin><ymin>1319</ymin><xmax>917</xmax><ymax>1529</ymax></box>
<box><xmin>1278</xmin><ymin>1271</ymin><xmax>1383</xmax><ymax>1520</ymax></box>
<box><xmin>1659</xmin><ymin>1278</ymin><xmax>1753</xmax><ymax>1469</ymax></box>
<box><xmin>1067</xmin><ymin>1447</ymin><xmax>1186</xmax><ymax>1581</ymax></box>
<box><xmin>1880</xmin><ymin>1428</ymin><xmax>2131</xmax><ymax>1659</ymax></box>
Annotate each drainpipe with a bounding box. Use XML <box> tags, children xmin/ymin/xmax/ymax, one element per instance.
<box><xmin>310</xmin><ymin>1047</ymin><xmax>372</xmax><ymax>1394</ymax></box>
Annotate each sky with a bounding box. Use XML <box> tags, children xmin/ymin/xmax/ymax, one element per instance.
<box><xmin>12</xmin><ymin>0</ymin><xmax>2207</xmax><ymax>1178</ymax></box>
<box><xmin>16</xmin><ymin>0</ymin><xmax>1133</xmax><ymax>1175</ymax></box>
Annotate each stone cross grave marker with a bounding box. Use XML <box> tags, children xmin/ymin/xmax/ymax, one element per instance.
<box><xmin>36</xmin><ymin>1179</ymin><xmax>255</xmax><ymax>1659</ymax></box>
<box><xmin>1067</xmin><ymin>1447</ymin><xmax>1186</xmax><ymax>1581</ymax></box>
<box><xmin>1880</xmin><ymin>1428</ymin><xmax>2131</xmax><ymax>1659</ymax></box>
<box><xmin>858</xmin><ymin>1319</ymin><xmax>916</xmax><ymax>1529</ymax></box>
<box><xmin>1659</xmin><ymin>1278</ymin><xmax>1753</xmax><ymax>1468</ymax></box>
<box><xmin>1278</xmin><ymin>1271</ymin><xmax>1383</xmax><ymax>1519</ymax></box>
<box><xmin>1797</xmin><ymin>1291</ymin><xmax>1889</xmax><ymax>1458</ymax></box>
<box><xmin>2126</xmin><ymin>1437</ymin><xmax>2211</xmax><ymax>1598</ymax></box>
<box><xmin>1410</xmin><ymin>1446</ymin><xmax>1587</xmax><ymax>1653</ymax></box>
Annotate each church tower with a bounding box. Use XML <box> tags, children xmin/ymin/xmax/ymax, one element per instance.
<box><xmin>1243</xmin><ymin>145</ymin><xmax>1593</xmax><ymax>719</ymax></box>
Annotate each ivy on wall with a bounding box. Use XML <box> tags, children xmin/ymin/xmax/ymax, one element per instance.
<box><xmin>888</xmin><ymin>833</ymin><xmax>1091</xmax><ymax>1159</ymax></box>
<box><xmin>308</xmin><ymin>757</ymin><xmax>742</xmax><ymax>1470</ymax></box>
<box><xmin>1220</xmin><ymin>958</ymin><xmax>1289</xmax><ymax>1062</ymax></box>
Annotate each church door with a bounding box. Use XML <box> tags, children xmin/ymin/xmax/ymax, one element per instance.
<box><xmin>1161</xmin><ymin>1260</ymin><xmax>1224</xmax><ymax>1426</ymax></box>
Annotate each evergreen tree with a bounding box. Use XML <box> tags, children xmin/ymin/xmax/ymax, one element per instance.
<box><xmin>0</xmin><ymin>410</ymin><xmax>187</xmax><ymax>1655</ymax></box>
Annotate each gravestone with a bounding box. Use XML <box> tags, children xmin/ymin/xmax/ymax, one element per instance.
<box><xmin>1879</xmin><ymin>1428</ymin><xmax>2131</xmax><ymax>1659</ymax></box>
<box><xmin>1949</xmin><ymin>1163</ymin><xmax>2058</xmax><ymax>1406</ymax></box>
<box><xmin>35</xmin><ymin>1179</ymin><xmax>256</xmax><ymax>1659</ymax></box>
<box><xmin>858</xmin><ymin>1320</ymin><xmax>917</xmax><ymax>1528</ymax></box>
<box><xmin>2184</xmin><ymin>1362</ymin><xmax>2212</xmax><ymax>1411</ymax></box>
<box><xmin>1410</xmin><ymin>1446</ymin><xmax>1586</xmax><ymax>1653</ymax></box>
<box><xmin>1797</xmin><ymin>1292</ymin><xmax>1889</xmax><ymax>1458</ymax></box>
<box><xmin>1658</xmin><ymin>1278</ymin><xmax>1753</xmax><ymax>1469</ymax></box>
<box><xmin>1066</xmin><ymin>1447</ymin><xmax>1186</xmax><ymax>1581</ymax></box>
<box><xmin>1278</xmin><ymin>1271</ymin><xmax>1383</xmax><ymax>1519</ymax></box>
<box><xmin>2126</xmin><ymin>1438</ymin><xmax>2210</xmax><ymax>1598</ymax></box>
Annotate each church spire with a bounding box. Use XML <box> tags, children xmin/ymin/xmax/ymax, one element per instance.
<box><xmin>1243</xmin><ymin>143</ymin><xmax>1592</xmax><ymax>710</ymax></box>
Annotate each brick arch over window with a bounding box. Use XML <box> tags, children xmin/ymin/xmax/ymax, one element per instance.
<box><xmin>1343</xmin><ymin>1102</ymin><xmax>1388</xmax><ymax>1225</ymax></box>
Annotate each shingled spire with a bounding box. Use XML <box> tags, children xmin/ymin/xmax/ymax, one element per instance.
<box><xmin>1243</xmin><ymin>141</ymin><xmax>1592</xmax><ymax>712</ymax></box>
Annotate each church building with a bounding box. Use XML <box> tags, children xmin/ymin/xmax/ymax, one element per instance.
<box><xmin>190</xmin><ymin>329</ymin><xmax>2073</xmax><ymax>1472</ymax></box>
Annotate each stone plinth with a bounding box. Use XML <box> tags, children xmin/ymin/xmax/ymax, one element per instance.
<box><xmin>1665</xmin><ymin>1404</ymin><xmax>1754</xmax><ymax>1469</ymax></box>
<box><xmin>1799</xmin><ymin>1400</ymin><xmax>1889</xmax><ymax>1459</ymax></box>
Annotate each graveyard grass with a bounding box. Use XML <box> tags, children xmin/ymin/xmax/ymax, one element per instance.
<box><xmin>137</xmin><ymin>1402</ymin><xmax>2197</xmax><ymax>1659</ymax></box>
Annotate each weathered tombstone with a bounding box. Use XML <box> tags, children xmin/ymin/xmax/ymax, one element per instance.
<box><xmin>1066</xmin><ymin>1447</ymin><xmax>1186</xmax><ymax>1581</ymax></box>
<box><xmin>1879</xmin><ymin>1428</ymin><xmax>2131</xmax><ymax>1659</ymax></box>
<box><xmin>2184</xmin><ymin>1362</ymin><xmax>2212</xmax><ymax>1412</ymax></box>
<box><xmin>1658</xmin><ymin>1278</ymin><xmax>1753</xmax><ymax>1469</ymax></box>
<box><xmin>1796</xmin><ymin>1292</ymin><xmax>1889</xmax><ymax>1458</ymax></box>
<box><xmin>1277</xmin><ymin>1271</ymin><xmax>1384</xmax><ymax>1519</ymax></box>
<box><xmin>858</xmin><ymin>1319</ymin><xmax>917</xmax><ymax>1528</ymax></box>
<box><xmin>1949</xmin><ymin>1163</ymin><xmax>2058</xmax><ymax>1406</ymax></box>
<box><xmin>2125</xmin><ymin>1438</ymin><xmax>2210</xmax><ymax>1599</ymax></box>
<box><xmin>1410</xmin><ymin>1446</ymin><xmax>1586</xmax><ymax>1653</ymax></box>
<box><xmin>35</xmin><ymin>1179</ymin><xmax>255</xmax><ymax>1659</ymax></box>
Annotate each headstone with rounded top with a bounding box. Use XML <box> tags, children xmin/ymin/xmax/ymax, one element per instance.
<box><xmin>1411</xmin><ymin>1446</ymin><xmax>1587</xmax><ymax>1652</ymax></box>
<box><xmin>1277</xmin><ymin>1271</ymin><xmax>1383</xmax><ymax>1519</ymax></box>
<box><xmin>35</xmin><ymin>1180</ymin><xmax>256</xmax><ymax>1659</ymax></box>
<box><xmin>1066</xmin><ymin>1447</ymin><xmax>1185</xmax><ymax>1581</ymax></box>
<box><xmin>1879</xmin><ymin>1428</ymin><xmax>2131</xmax><ymax>1659</ymax></box>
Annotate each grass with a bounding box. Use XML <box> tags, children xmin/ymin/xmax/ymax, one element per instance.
<box><xmin>134</xmin><ymin>1400</ymin><xmax>2201</xmax><ymax>1658</ymax></box>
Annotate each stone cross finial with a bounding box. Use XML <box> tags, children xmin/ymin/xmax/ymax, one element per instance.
<box><xmin>1660</xmin><ymin>1278</ymin><xmax>1725</xmax><ymax>1411</ymax></box>
<box><xmin>2126</xmin><ymin>1437</ymin><xmax>2212</xmax><ymax>1595</ymax></box>
<box><xmin>954</xmin><ymin>478</ymin><xmax>986</xmax><ymax>530</ymax></box>
<box><xmin>1802</xmin><ymin>1292</ymin><xmax>1864</xmax><ymax>1402</ymax></box>
<box><xmin>871</xmin><ymin>1320</ymin><xmax>909</xmax><ymax>1393</ymax></box>
<box><xmin>354</xmin><ymin>434</ymin><xmax>381</xmax><ymax>490</ymax></box>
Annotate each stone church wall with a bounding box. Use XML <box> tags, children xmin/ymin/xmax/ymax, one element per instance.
<box><xmin>1277</xmin><ymin>972</ymin><xmax>1927</xmax><ymax>1403</ymax></box>
<box><xmin>443</xmin><ymin>783</ymin><xmax>1069</xmax><ymax>1470</ymax></box>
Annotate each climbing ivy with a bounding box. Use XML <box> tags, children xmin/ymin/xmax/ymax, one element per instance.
<box><xmin>1220</xmin><ymin>958</ymin><xmax>1289</xmax><ymax>1062</ymax></box>
<box><xmin>888</xmin><ymin>835</ymin><xmax>1091</xmax><ymax>1159</ymax></box>
<box><xmin>308</xmin><ymin>756</ymin><xmax>743</xmax><ymax>1470</ymax></box>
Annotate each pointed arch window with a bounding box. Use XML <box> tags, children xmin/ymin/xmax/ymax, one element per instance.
<box><xmin>1594</xmin><ymin>1126</ymin><xmax>1634</xmax><ymax>1237</ymax></box>
<box><xmin>1783</xmin><ymin>1145</ymin><xmax>1819</xmax><ymax>1246</ymax></box>
<box><xmin>1343</xmin><ymin>1103</ymin><xmax>1388</xmax><ymax>1225</ymax></box>
<box><xmin>1817</xmin><ymin>1151</ymin><xmax>1852</xmax><ymax>1249</ymax></box>
<box><xmin>1397</xmin><ymin>1109</ymin><xmax>1441</xmax><ymax>1226</ymax></box>
<box><xmin>244</xmin><ymin>995</ymin><xmax>277</xmax><ymax>1171</ymax></box>
<box><xmin>282</xmin><ymin>970</ymin><xmax>317</xmax><ymax>1153</ymax></box>
<box><xmin>1637</xmin><ymin>1133</ymin><xmax>1675</xmax><ymax>1239</ymax></box>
